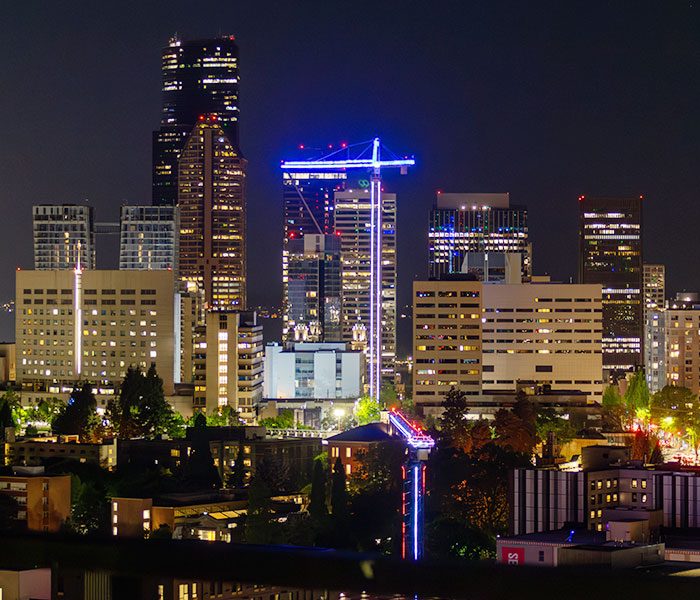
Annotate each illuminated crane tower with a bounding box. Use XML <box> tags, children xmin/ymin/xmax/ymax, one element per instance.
<box><xmin>281</xmin><ymin>139</ymin><xmax>414</xmax><ymax>402</ymax></box>
<box><xmin>389</xmin><ymin>409</ymin><xmax>435</xmax><ymax>560</ymax></box>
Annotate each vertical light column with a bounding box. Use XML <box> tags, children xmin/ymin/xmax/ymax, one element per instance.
<box><xmin>73</xmin><ymin>255</ymin><xmax>83</xmax><ymax>377</ymax></box>
<box><xmin>369</xmin><ymin>175</ymin><xmax>376</xmax><ymax>401</ymax></box>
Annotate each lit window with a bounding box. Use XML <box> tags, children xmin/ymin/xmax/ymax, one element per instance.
<box><xmin>345</xmin><ymin>464</ymin><xmax>351</xmax><ymax>475</ymax></box>
<box><xmin>345</xmin><ymin>447</ymin><xmax>351</xmax><ymax>458</ymax></box>
<box><xmin>632</xmin><ymin>479</ymin><xmax>638</xmax><ymax>488</ymax></box>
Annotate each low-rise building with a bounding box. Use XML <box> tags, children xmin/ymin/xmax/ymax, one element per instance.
<box><xmin>264</xmin><ymin>342</ymin><xmax>363</xmax><ymax>400</ymax></box>
<box><xmin>324</xmin><ymin>422</ymin><xmax>396</xmax><ymax>477</ymax></box>
<box><xmin>5</xmin><ymin>437</ymin><xmax>117</xmax><ymax>470</ymax></box>
<box><xmin>0</xmin><ymin>467</ymin><xmax>71</xmax><ymax>532</ymax></box>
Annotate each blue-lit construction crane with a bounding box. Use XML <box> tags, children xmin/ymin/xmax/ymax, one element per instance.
<box><xmin>388</xmin><ymin>409</ymin><xmax>435</xmax><ymax>560</ymax></box>
<box><xmin>281</xmin><ymin>139</ymin><xmax>414</xmax><ymax>403</ymax></box>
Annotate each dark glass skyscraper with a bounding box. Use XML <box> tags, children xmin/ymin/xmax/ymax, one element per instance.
<box><xmin>578</xmin><ymin>195</ymin><xmax>643</xmax><ymax>375</ymax></box>
<box><xmin>153</xmin><ymin>35</ymin><xmax>240</xmax><ymax>206</ymax></box>
<box><xmin>429</xmin><ymin>193</ymin><xmax>530</xmax><ymax>281</ymax></box>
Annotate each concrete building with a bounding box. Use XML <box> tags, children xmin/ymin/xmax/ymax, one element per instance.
<box><xmin>193</xmin><ymin>311</ymin><xmax>263</xmax><ymax>420</ymax></box>
<box><xmin>643</xmin><ymin>264</ymin><xmax>665</xmax><ymax>310</ymax></box>
<box><xmin>412</xmin><ymin>279</ymin><xmax>603</xmax><ymax>409</ymax></box>
<box><xmin>0</xmin><ymin>342</ymin><xmax>16</xmax><ymax>383</ymax></box>
<box><xmin>32</xmin><ymin>204</ymin><xmax>95</xmax><ymax>271</ymax></box>
<box><xmin>481</xmin><ymin>283</ymin><xmax>604</xmax><ymax>401</ymax></box>
<box><xmin>263</xmin><ymin>342</ymin><xmax>363</xmax><ymax>400</ymax></box>
<box><xmin>119</xmin><ymin>205</ymin><xmax>179</xmax><ymax>272</ymax></box>
<box><xmin>412</xmin><ymin>278</ymin><xmax>482</xmax><ymax>409</ymax></box>
<box><xmin>16</xmin><ymin>269</ymin><xmax>180</xmax><ymax>399</ymax></box>
<box><xmin>578</xmin><ymin>196</ymin><xmax>643</xmax><ymax>376</ymax></box>
<box><xmin>334</xmin><ymin>189</ymin><xmax>396</xmax><ymax>377</ymax></box>
<box><xmin>0</xmin><ymin>468</ymin><xmax>71</xmax><ymax>532</ymax></box>
<box><xmin>6</xmin><ymin>438</ymin><xmax>117</xmax><ymax>470</ymax></box>
<box><xmin>429</xmin><ymin>193</ymin><xmax>530</xmax><ymax>282</ymax></box>
<box><xmin>178</xmin><ymin>116</ymin><xmax>247</xmax><ymax>310</ymax></box>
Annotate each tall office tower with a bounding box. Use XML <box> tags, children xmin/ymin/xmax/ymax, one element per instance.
<box><xmin>429</xmin><ymin>193</ymin><xmax>530</xmax><ymax>281</ymax></box>
<box><xmin>153</xmin><ymin>35</ymin><xmax>240</xmax><ymax>206</ymax></box>
<box><xmin>33</xmin><ymin>205</ymin><xmax>95</xmax><ymax>270</ymax></box>
<box><xmin>193</xmin><ymin>311</ymin><xmax>263</xmax><ymax>421</ymax></box>
<box><xmin>283</xmin><ymin>234</ymin><xmax>341</xmax><ymax>342</ymax></box>
<box><xmin>178</xmin><ymin>116</ymin><xmax>247</xmax><ymax>310</ymax></box>
<box><xmin>578</xmin><ymin>196</ymin><xmax>643</xmax><ymax>376</ymax></box>
<box><xmin>119</xmin><ymin>206</ymin><xmax>179</xmax><ymax>272</ymax></box>
<box><xmin>334</xmin><ymin>189</ymin><xmax>397</xmax><ymax>377</ymax></box>
<box><xmin>643</xmin><ymin>264</ymin><xmax>665</xmax><ymax>310</ymax></box>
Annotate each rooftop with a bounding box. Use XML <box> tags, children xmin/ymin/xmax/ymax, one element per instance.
<box><xmin>326</xmin><ymin>422</ymin><xmax>392</xmax><ymax>443</ymax></box>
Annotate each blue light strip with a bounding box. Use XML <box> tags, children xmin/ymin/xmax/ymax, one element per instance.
<box><xmin>280</xmin><ymin>158</ymin><xmax>415</xmax><ymax>170</ymax></box>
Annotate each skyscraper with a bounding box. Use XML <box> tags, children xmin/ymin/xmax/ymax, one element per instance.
<box><xmin>429</xmin><ymin>193</ymin><xmax>530</xmax><ymax>281</ymax></box>
<box><xmin>119</xmin><ymin>206</ymin><xmax>179</xmax><ymax>272</ymax></box>
<box><xmin>284</xmin><ymin>234</ymin><xmax>341</xmax><ymax>342</ymax></box>
<box><xmin>643</xmin><ymin>263</ymin><xmax>665</xmax><ymax>310</ymax></box>
<box><xmin>578</xmin><ymin>195</ymin><xmax>643</xmax><ymax>375</ymax></box>
<box><xmin>178</xmin><ymin>116</ymin><xmax>246</xmax><ymax>310</ymax></box>
<box><xmin>32</xmin><ymin>205</ymin><xmax>95</xmax><ymax>270</ymax></box>
<box><xmin>334</xmin><ymin>189</ymin><xmax>397</xmax><ymax>376</ymax></box>
<box><xmin>153</xmin><ymin>35</ymin><xmax>240</xmax><ymax>206</ymax></box>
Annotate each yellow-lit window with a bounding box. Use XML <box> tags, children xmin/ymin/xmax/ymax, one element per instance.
<box><xmin>632</xmin><ymin>479</ymin><xmax>638</xmax><ymax>488</ymax></box>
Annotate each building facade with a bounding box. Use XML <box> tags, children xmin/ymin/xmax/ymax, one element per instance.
<box><xmin>412</xmin><ymin>280</ymin><xmax>604</xmax><ymax>409</ymax></box>
<box><xmin>153</xmin><ymin>35</ymin><xmax>240</xmax><ymax>206</ymax></box>
<box><xmin>193</xmin><ymin>311</ymin><xmax>263</xmax><ymax>420</ymax></box>
<box><xmin>119</xmin><ymin>206</ymin><xmax>179</xmax><ymax>272</ymax></box>
<box><xmin>643</xmin><ymin>264</ymin><xmax>665</xmax><ymax>310</ymax></box>
<box><xmin>283</xmin><ymin>235</ymin><xmax>341</xmax><ymax>342</ymax></box>
<box><xmin>178</xmin><ymin>117</ymin><xmax>247</xmax><ymax>310</ymax></box>
<box><xmin>32</xmin><ymin>205</ymin><xmax>95</xmax><ymax>271</ymax></box>
<box><xmin>429</xmin><ymin>193</ymin><xmax>530</xmax><ymax>281</ymax></box>
<box><xmin>578</xmin><ymin>196</ymin><xmax>643</xmax><ymax>375</ymax></box>
<box><xmin>16</xmin><ymin>270</ymin><xmax>179</xmax><ymax>396</ymax></box>
<box><xmin>263</xmin><ymin>342</ymin><xmax>363</xmax><ymax>400</ymax></box>
<box><xmin>0</xmin><ymin>470</ymin><xmax>71</xmax><ymax>533</ymax></box>
<box><xmin>334</xmin><ymin>189</ymin><xmax>397</xmax><ymax>376</ymax></box>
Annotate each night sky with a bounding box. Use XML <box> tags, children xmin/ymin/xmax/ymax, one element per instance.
<box><xmin>1</xmin><ymin>1</ymin><xmax>699</xmax><ymax>352</ymax></box>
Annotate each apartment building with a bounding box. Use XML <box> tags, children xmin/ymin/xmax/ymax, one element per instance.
<box><xmin>0</xmin><ymin>469</ymin><xmax>71</xmax><ymax>532</ymax></box>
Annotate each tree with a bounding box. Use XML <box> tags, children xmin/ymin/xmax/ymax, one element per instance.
<box><xmin>602</xmin><ymin>384</ymin><xmax>627</xmax><ymax>431</ymax></box>
<box><xmin>536</xmin><ymin>408</ymin><xmax>576</xmax><ymax>446</ymax></box>
<box><xmin>137</xmin><ymin>364</ymin><xmax>173</xmax><ymax>438</ymax></box>
<box><xmin>256</xmin><ymin>455</ymin><xmax>290</xmax><ymax>495</ymax></box>
<box><xmin>191</xmin><ymin>411</ymin><xmax>207</xmax><ymax>428</ymax></box>
<box><xmin>380</xmin><ymin>382</ymin><xmax>398</xmax><ymax>406</ymax></box>
<box><xmin>53</xmin><ymin>383</ymin><xmax>98</xmax><ymax>440</ymax></box>
<box><xmin>180</xmin><ymin>434</ymin><xmax>221</xmax><ymax>490</ymax></box>
<box><xmin>259</xmin><ymin>409</ymin><xmax>296</xmax><ymax>429</ymax></box>
<box><xmin>308</xmin><ymin>459</ymin><xmax>328</xmax><ymax>520</ymax></box>
<box><xmin>438</xmin><ymin>387</ymin><xmax>471</xmax><ymax>451</ymax></box>
<box><xmin>0</xmin><ymin>494</ymin><xmax>19</xmax><ymax>532</ymax></box>
<box><xmin>245</xmin><ymin>476</ymin><xmax>278</xmax><ymax>544</ymax></box>
<box><xmin>227</xmin><ymin>451</ymin><xmax>247</xmax><ymax>489</ymax></box>
<box><xmin>426</xmin><ymin>517</ymin><xmax>496</xmax><ymax>561</ymax></box>
<box><xmin>624</xmin><ymin>370</ymin><xmax>650</xmax><ymax>413</ymax></box>
<box><xmin>149</xmin><ymin>524</ymin><xmax>173</xmax><ymax>539</ymax></box>
<box><xmin>329</xmin><ymin>457</ymin><xmax>351</xmax><ymax>547</ymax></box>
<box><xmin>0</xmin><ymin>398</ymin><xmax>15</xmax><ymax>431</ymax></box>
<box><xmin>355</xmin><ymin>396</ymin><xmax>381</xmax><ymax>426</ymax></box>
<box><xmin>69</xmin><ymin>474</ymin><xmax>109</xmax><ymax>536</ymax></box>
<box><xmin>494</xmin><ymin>408</ymin><xmax>536</xmax><ymax>453</ymax></box>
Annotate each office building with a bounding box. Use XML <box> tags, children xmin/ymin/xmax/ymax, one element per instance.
<box><xmin>413</xmin><ymin>278</ymin><xmax>483</xmax><ymax>408</ymax></box>
<box><xmin>643</xmin><ymin>264</ymin><xmax>665</xmax><ymax>310</ymax></box>
<box><xmin>32</xmin><ymin>205</ymin><xmax>95</xmax><ymax>270</ymax></box>
<box><xmin>178</xmin><ymin>117</ymin><xmax>247</xmax><ymax>310</ymax></box>
<box><xmin>283</xmin><ymin>171</ymin><xmax>346</xmax><ymax>240</ymax></box>
<box><xmin>334</xmin><ymin>189</ymin><xmax>397</xmax><ymax>376</ymax></box>
<box><xmin>481</xmin><ymin>283</ymin><xmax>604</xmax><ymax>400</ymax></box>
<box><xmin>429</xmin><ymin>193</ymin><xmax>530</xmax><ymax>281</ymax></box>
<box><xmin>578</xmin><ymin>196</ymin><xmax>643</xmax><ymax>375</ymax></box>
<box><xmin>193</xmin><ymin>311</ymin><xmax>263</xmax><ymax>420</ymax></box>
<box><xmin>16</xmin><ymin>269</ymin><xmax>180</xmax><ymax>397</ymax></box>
<box><xmin>283</xmin><ymin>234</ymin><xmax>341</xmax><ymax>342</ymax></box>
<box><xmin>0</xmin><ymin>469</ymin><xmax>71</xmax><ymax>532</ymax></box>
<box><xmin>263</xmin><ymin>342</ymin><xmax>363</xmax><ymax>400</ymax></box>
<box><xmin>119</xmin><ymin>206</ymin><xmax>179</xmax><ymax>272</ymax></box>
<box><xmin>645</xmin><ymin>309</ymin><xmax>666</xmax><ymax>393</ymax></box>
<box><xmin>412</xmin><ymin>280</ymin><xmax>604</xmax><ymax>409</ymax></box>
<box><xmin>153</xmin><ymin>35</ymin><xmax>240</xmax><ymax>206</ymax></box>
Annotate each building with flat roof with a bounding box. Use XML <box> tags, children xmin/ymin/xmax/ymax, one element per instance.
<box><xmin>412</xmin><ymin>279</ymin><xmax>603</xmax><ymax>410</ymax></box>
<box><xmin>429</xmin><ymin>193</ymin><xmax>530</xmax><ymax>282</ymax></box>
<box><xmin>119</xmin><ymin>205</ymin><xmax>179</xmax><ymax>272</ymax></box>
<box><xmin>0</xmin><ymin>469</ymin><xmax>71</xmax><ymax>533</ymax></box>
<box><xmin>6</xmin><ymin>438</ymin><xmax>117</xmax><ymax>470</ymax></box>
<box><xmin>32</xmin><ymin>205</ymin><xmax>95</xmax><ymax>271</ymax></box>
<box><xmin>16</xmin><ymin>269</ymin><xmax>180</xmax><ymax>397</ymax></box>
<box><xmin>578</xmin><ymin>196</ymin><xmax>643</xmax><ymax>375</ymax></box>
<box><xmin>263</xmin><ymin>342</ymin><xmax>363</xmax><ymax>400</ymax></box>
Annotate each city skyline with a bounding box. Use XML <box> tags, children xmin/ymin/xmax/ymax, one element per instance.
<box><xmin>1</xmin><ymin>2</ymin><xmax>699</xmax><ymax>350</ymax></box>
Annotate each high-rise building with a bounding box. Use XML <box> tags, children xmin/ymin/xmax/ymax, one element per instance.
<box><xmin>32</xmin><ymin>205</ymin><xmax>95</xmax><ymax>270</ymax></box>
<box><xmin>178</xmin><ymin>117</ymin><xmax>247</xmax><ymax>310</ymax></box>
<box><xmin>283</xmin><ymin>234</ymin><xmax>341</xmax><ymax>342</ymax></box>
<box><xmin>283</xmin><ymin>171</ymin><xmax>346</xmax><ymax>239</ymax></box>
<box><xmin>153</xmin><ymin>35</ymin><xmax>240</xmax><ymax>206</ymax></box>
<box><xmin>193</xmin><ymin>311</ymin><xmax>263</xmax><ymax>421</ymax></box>
<box><xmin>334</xmin><ymin>189</ymin><xmax>397</xmax><ymax>377</ymax></box>
<box><xmin>412</xmin><ymin>279</ymin><xmax>603</xmax><ymax>410</ymax></box>
<box><xmin>643</xmin><ymin>264</ymin><xmax>665</xmax><ymax>310</ymax></box>
<box><xmin>578</xmin><ymin>196</ymin><xmax>643</xmax><ymax>375</ymax></box>
<box><xmin>16</xmin><ymin>270</ymin><xmax>181</xmax><ymax>397</ymax></box>
<box><xmin>429</xmin><ymin>193</ymin><xmax>530</xmax><ymax>281</ymax></box>
<box><xmin>119</xmin><ymin>206</ymin><xmax>179</xmax><ymax>272</ymax></box>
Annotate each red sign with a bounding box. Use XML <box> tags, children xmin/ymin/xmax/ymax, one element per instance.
<box><xmin>501</xmin><ymin>546</ymin><xmax>524</xmax><ymax>565</ymax></box>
